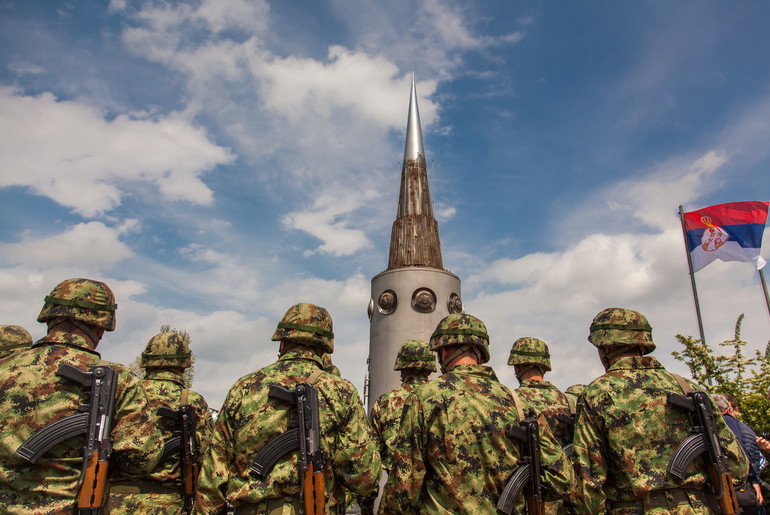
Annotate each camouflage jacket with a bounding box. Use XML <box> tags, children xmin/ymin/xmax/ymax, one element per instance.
<box><xmin>517</xmin><ymin>379</ymin><xmax>577</xmax><ymax>515</ymax></box>
<box><xmin>195</xmin><ymin>348</ymin><xmax>381</xmax><ymax>514</ymax></box>
<box><xmin>109</xmin><ymin>369</ymin><xmax>214</xmax><ymax>513</ymax></box>
<box><xmin>0</xmin><ymin>332</ymin><xmax>163</xmax><ymax>514</ymax></box>
<box><xmin>370</xmin><ymin>374</ymin><xmax>429</xmax><ymax>472</ymax></box>
<box><xmin>516</xmin><ymin>379</ymin><xmax>573</xmax><ymax>447</ymax></box>
<box><xmin>379</xmin><ymin>364</ymin><xmax>575</xmax><ymax>514</ymax></box>
<box><xmin>572</xmin><ymin>355</ymin><xmax>749</xmax><ymax>513</ymax></box>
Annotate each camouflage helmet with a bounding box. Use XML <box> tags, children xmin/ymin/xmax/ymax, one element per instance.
<box><xmin>430</xmin><ymin>313</ymin><xmax>490</xmax><ymax>364</ymax></box>
<box><xmin>271</xmin><ymin>303</ymin><xmax>334</xmax><ymax>354</ymax></box>
<box><xmin>0</xmin><ymin>325</ymin><xmax>33</xmax><ymax>355</ymax></box>
<box><xmin>141</xmin><ymin>332</ymin><xmax>192</xmax><ymax>369</ymax></box>
<box><xmin>507</xmin><ymin>337</ymin><xmax>551</xmax><ymax>371</ymax></box>
<box><xmin>37</xmin><ymin>278</ymin><xmax>117</xmax><ymax>331</ymax></box>
<box><xmin>565</xmin><ymin>383</ymin><xmax>585</xmax><ymax>397</ymax></box>
<box><xmin>394</xmin><ymin>339</ymin><xmax>437</xmax><ymax>373</ymax></box>
<box><xmin>588</xmin><ymin>307</ymin><xmax>655</xmax><ymax>354</ymax></box>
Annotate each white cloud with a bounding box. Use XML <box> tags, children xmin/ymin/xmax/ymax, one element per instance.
<box><xmin>282</xmin><ymin>189</ymin><xmax>380</xmax><ymax>256</ymax></box>
<box><xmin>0</xmin><ymin>88</ymin><xmax>234</xmax><ymax>217</ymax></box>
<box><xmin>0</xmin><ymin>222</ymin><xmax>134</xmax><ymax>267</ymax></box>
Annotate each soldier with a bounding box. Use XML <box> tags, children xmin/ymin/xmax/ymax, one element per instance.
<box><xmin>195</xmin><ymin>303</ymin><xmax>381</xmax><ymax>514</ymax></box>
<box><xmin>508</xmin><ymin>337</ymin><xmax>577</xmax><ymax>514</ymax></box>
<box><xmin>380</xmin><ymin>313</ymin><xmax>575</xmax><ymax>514</ymax></box>
<box><xmin>322</xmin><ymin>353</ymin><xmax>342</xmax><ymax>377</ymax></box>
<box><xmin>573</xmin><ymin>307</ymin><xmax>749</xmax><ymax>513</ymax></box>
<box><xmin>370</xmin><ymin>339</ymin><xmax>436</xmax><ymax>472</ymax></box>
<box><xmin>0</xmin><ymin>324</ymin><xmax>33</xmax><ymax>359</ymax></box>
<box><xmin>564</xmin><ymin>383</ymin><xmax>585</xmax><ymax>417</ymax></box>
<box><xmin>0</xmin><ymin>278</ymin><xmax>163</xmax><ymax>512</ymax></box>
<box><xmin>110</xmin><ymin>332</ymin><xmax>214</xmax><ymax>513</ymax></box>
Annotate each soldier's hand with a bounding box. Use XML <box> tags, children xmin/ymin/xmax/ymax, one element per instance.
<box><xmin>756</xmin><ymin>436</ymin><xmax>770</xmax><ymax>453</ymax></box>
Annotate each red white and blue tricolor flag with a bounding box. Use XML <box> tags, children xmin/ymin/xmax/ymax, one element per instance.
<box><xmin>683</xmin><ymin>201</ymin><xmax>769</xmax><ymax>272</ymax></box>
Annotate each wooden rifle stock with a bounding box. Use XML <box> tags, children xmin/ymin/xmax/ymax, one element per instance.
<box><xmin>718</xmin><ymin>472</ymin><xmax>739</xmax><ymax>515</ymax></box>
<box><xmin>303</xmin><ymin>463</ymin><xmax>325</xmax><ymax>515</ymax></box>
<box><xmin>77</xmin><ymin>450</ymin><xmax>109</xmax><ymax>510</ymax></box>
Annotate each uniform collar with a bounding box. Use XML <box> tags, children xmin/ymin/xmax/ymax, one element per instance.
<box><xmin>446</xmin><ymin>363</ymin><xmax>499</xmax><ymax>380</ymax></box>
<box><xmin>144</xmin><ymin>369</ymin><xmax>186</xmax><ymax>385</ymax></box>
<box><xmin>607</xmin><ymin>355</ymin><xmax>663</xmax><ymax>372</ymax></box>
<box><xmin>278</xmin><ymin>347</ymin><xmax>324</xmax><ymax>367</ymax></box>
<box><xmin>33</xmin><ymin>332</ymin><xmax>100</xmax><ymax>356</ymax></box>
<box><xmin>519</xmin><ymin>378</ymin><xmax>556</xmax><ymax>389</ymax></box>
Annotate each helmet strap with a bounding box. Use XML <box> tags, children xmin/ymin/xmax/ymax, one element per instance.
<box><xmin>515</xmin><ymin>364</ymin><xmax>544</xmax><ymax>382</ymax></box>
<box><xmin>439</xmin><ymin>345</ymin><xmax>480</xmax><ymax>373</ymax></box>
<box><xmin>70</xmin><ymin>320</ymin><xmax>102</xmax><ymax>348</ymax></box>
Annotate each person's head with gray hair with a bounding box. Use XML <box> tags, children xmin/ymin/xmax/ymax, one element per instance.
<box><xmin>712</xmin><ymin>393</ymin><xmax>731</xmax><ymax>414</ymax></box>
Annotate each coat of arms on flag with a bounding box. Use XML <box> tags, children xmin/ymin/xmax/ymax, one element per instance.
<box><xmin>682</xmin><ymin>201</ymin><xmax>769</xmax><ymax>272</ymax></box>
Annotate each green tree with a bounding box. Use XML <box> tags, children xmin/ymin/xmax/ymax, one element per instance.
<box><xmin>671</xmin><ymin>313</ymin><xmax>770</xmax><ymax>433</ymax></box>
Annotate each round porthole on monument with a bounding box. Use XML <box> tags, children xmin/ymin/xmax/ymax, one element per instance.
<box><xmin>367</xmin><ymin>298</ymin><xmax>374</xmax><ymax>320</ymax></box>
<box><xmin>412</xmin><ymin>288</ymin><xmax>436</xmax><ymax>313</ymax></box>
<box><xmin>447</xmin><ymin>293</ymin><xmax>463</xmax><ymax>314</ymax></box>
<box><xmin>377</xmin><ymin>290</ymin><xmax>398</xmax><ymax>315</ymax></box>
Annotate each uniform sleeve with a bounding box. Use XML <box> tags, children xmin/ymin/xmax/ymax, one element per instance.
<box><xmin>195</xmin><ymin>400</ymin><xmax>233</xmax><ymax>514</ymax></box>
<box><xmin>379</xmin><ymin>393</ymin><xmax>425</xmax><ymax>514</ymax></box>
<box><xmin>536</xmin><ymin>411</ymin><xmax>576</xmax><ymax>500</ymax></box>
<box><xmin>328</xmin><ymin>387</ymin><xmax>382</xmax><ymax>507</ymax></box>
<box><xmin>572</xmin><ymin>395</ymin><xmax>608</xmax><ymax>514</ymax></box>
<box><xmin>110</xmin><ymin>367</ymin><xmax>163</xmax><ymax>475</ymax></box>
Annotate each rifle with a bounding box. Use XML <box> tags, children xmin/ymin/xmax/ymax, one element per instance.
<box><xmin>17</xmin><ymin>363</ymin><xmax>117</xmax><ymax>514</ymax></box>
<box><xmin>250</xmin><ymin>383</ymin><xmax>325</xmax><ymax>515</ymax></box>
<box><xmin>497</xmin><ymin>417</ymin><xmax>544</xmax><ymax>515</ymax></box>
<box><xmin>667</xmin><ymin>390</ymin><xmax>740</xmax><ymax>515</ymax></box>
<box><xmin>158</xmin><ymin>404</ymin><xmax>200</xmax><ymax>513</ymax></box>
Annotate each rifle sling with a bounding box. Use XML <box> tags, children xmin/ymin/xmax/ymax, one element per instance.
<box><xmin>671</xmin><ymin>373</ymin><xmax>693</xmax><ymax>395</ymax></box>
<box><xmin>16</xmin><ymin>411</ymin><xmax>89</xmax><ymax>463</ymax></box>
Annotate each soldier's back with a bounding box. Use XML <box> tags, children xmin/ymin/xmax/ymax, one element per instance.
<box><xmin>109</xmin><ymin>370</ymin><xmax>213</xmax><ymax>513</ymax></box>
<box><xmin>0</xmin><ymin>336</ymin><xmax>161</xmax><ymax>513</ymax></box>
<box><xmin>196</xmin><ymin>349</ymin><xmax>380</xmax><ymax>513</ymax></box>
<box><xmin>574</xmin><ymin>355</ymin><xmax>747</xmax><ymax>513</ymax></box>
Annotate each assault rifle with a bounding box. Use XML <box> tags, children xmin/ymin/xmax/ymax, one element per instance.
<box><xmin>158</xmin><ymin>404</ymin><xmax>200</xmax><ymax>513</ymax></box>
<box><xmin>497</xmin><ymin>417</ymin><xmax>544</xmax><ymax>515</ymax></box>
<box><xmin>667</xmin><ymin>390</ymin><xmax>740</xmax><ymax>515</ymax></box>
<box><xmin>250</xmin><ymin>383</ymin><xmax>325</xmax><ymax>515</ymax></box>
<box><xmin>17</xmin><ymin>363</ymin><xmax>117</xmax><ymax>514</ymax></box>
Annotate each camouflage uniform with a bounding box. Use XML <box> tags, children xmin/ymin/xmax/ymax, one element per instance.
<box><xmin>110</xmin><ymin>332</ymin><xmax>214</xmax><ymax>514</ymax></box>
<box><xmin>0</xmin><ymin>278</ymin><xmax>162</xmax><ymax>514</ymax></box>
<box><xmin>573</xmin><ymin>307</ymin><xmax>749</xmax><ymax>514</ymax></box>
<box><xmin>509</xmin><ymin>337</ymin><xmax>576</xmax><ymax>514</ymax></box>
<box><xmin>564</xmin><ymin>384</ymin><xmax>585</xmax><ymax>416</ymax></box>
<box><xmin>370</xmin><ymin>340</ymin><xmax>435</xmax><ymax>472</ymax></box>
<box><xmin>195</xmin><ymin>303</ymin><xmax>381</xmax><ymax>514</ymax></box>
<box><xmin>380</xmin><ymin>314</ymin><xmax>575</xmax><ymax>514</ymax></box>
<box><xmin>0</xmin><ymin>324</ymin><xmax>33</xmax><ymax>359</ymax></box>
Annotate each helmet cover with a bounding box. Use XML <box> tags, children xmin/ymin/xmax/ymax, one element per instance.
<box><xmin>37</xmin><ymin>278</ymin><xmax>117</xmax><ymax>331</ymax></box>
<box><xmin>271</xmin><ymin>303</ymin><xmax>334</xmax><ymax>354</ymax></box>
<box><xmin>394</xmin><ymin>339</ymin><xmax>437</xmax><ymax>372</ymax></box>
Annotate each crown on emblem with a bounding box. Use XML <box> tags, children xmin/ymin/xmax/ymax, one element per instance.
<box><xmin>700</xmin><ymin>215</ymin><xmax>712</xmax><ymax>225</ymax></box>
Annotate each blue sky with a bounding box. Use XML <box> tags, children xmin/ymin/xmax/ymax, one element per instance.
<box><xmin>1</xmin><ymin>0</ymin><xmax>769</xmax><ymax>408</ymax></box>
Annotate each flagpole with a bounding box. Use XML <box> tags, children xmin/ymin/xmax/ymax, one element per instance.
<box><xmin>679</xmin><ymin>205</ymin><xmax>711</xmax><ymax>386</ymax></box>
<box><xmin>760</xmin><ymin>268</ymin><xmax>770</xmax><ymax>320</ymax></box>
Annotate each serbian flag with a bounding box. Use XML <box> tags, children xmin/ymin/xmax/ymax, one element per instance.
<box><xmin>683</xmin><ymin>201</ymin><xmax>769</xmax><ymax>272</ymax></box>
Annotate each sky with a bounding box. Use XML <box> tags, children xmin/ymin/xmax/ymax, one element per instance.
<box><xmin>1</xmin><ymin>0</ymin><xmax>769</xmax><ymax>409</ymax></box>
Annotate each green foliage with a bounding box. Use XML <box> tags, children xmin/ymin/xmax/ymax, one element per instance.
<box><xmin>672</xmin><ymin>313</ymin><xmax>770</xmax><ymax>433</ymax></box>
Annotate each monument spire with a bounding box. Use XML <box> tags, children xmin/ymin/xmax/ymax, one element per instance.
<box><xmin>388</xmin><ymin>77</ymin><xmax>443</xmax><ymax>270</ymax></box>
